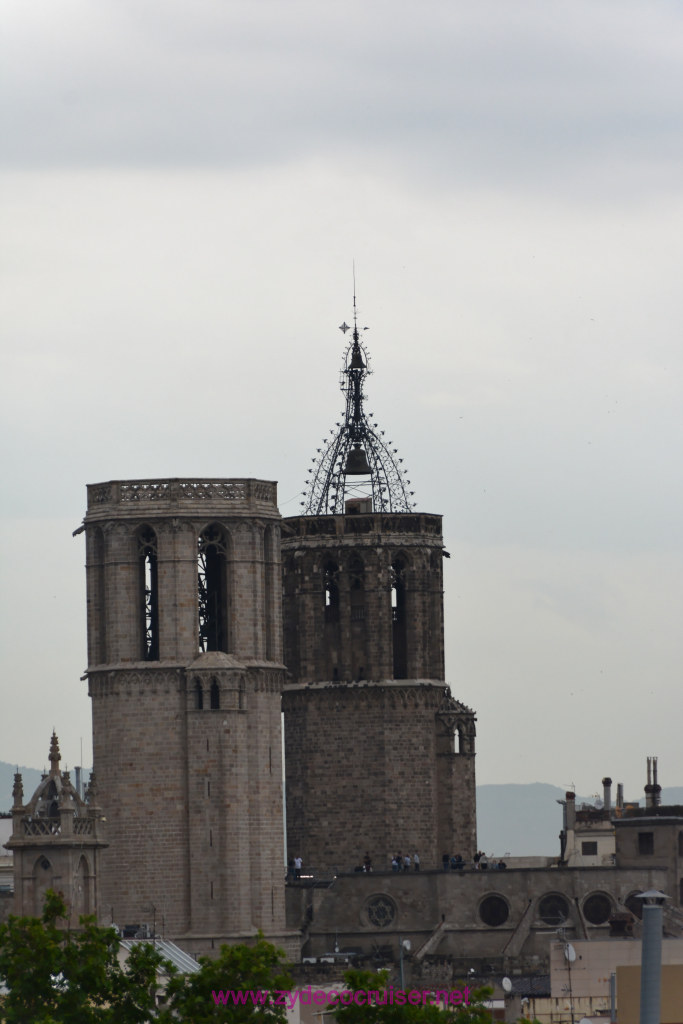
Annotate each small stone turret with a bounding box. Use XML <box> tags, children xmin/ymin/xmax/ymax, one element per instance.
<box><xmin>4</xmin><ymin>733</ymin><xmax>106</xmax><ymax>925</ymax></box>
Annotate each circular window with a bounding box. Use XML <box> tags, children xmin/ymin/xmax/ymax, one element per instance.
<box><xmin>479</xmin><ymin>895</ymin><xmax>509</xmax><ymax>927</ymax></box>
<box><xmin>583</xmin><ymin>892</ymin><xmax>612</xmax><ymax>925</ymax></box>
<box><xmin>625</xmin><ymin>892</ymin><xmax>644</xmax><ymax>920</ymax></box>
<box><xmin>366</xmin><ymin>896</ymin><xmax>396</xmax><ymax>928</ymax></box>
<box><xmin>539</xmin><ymin>894</ymin><xmax>570</xmax><ymax>925</ymax></box>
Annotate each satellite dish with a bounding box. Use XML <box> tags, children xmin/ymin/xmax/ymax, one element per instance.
<box><xmin>564</xmin><ymin>943</ymin><xmax>576</xmax><ymax>963</ymax></box>
<box><xmin>502</xmin><ymin>977</ymin><xmax>512</xmax><ymax>993</ymax></box>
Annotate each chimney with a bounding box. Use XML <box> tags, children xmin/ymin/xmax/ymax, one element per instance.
<box><xmin>602</xmin><ymin>777</ymin><xmax>612</xmax><ymax>814</ymax></box>
<box><xmin>616</xmin><ymin>783</ymin><xmax>624</xmax><ymax>810</ymax></box>
<box><xmin>645</xmin><ymin>756</ymin><xmax>658</xmax><ymax>808</ymax></box>
<box><xmin>565</xmin><ymin>791</ymin><xmax>576</xmax><ymax>831</ymax></box>
<box><xmin>652</xmin><ymin>756</ymin><xmax>661</xmax><ymax>807</ymax></box>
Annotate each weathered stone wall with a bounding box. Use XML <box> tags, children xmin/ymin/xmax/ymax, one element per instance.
<box><xmin>282</xmin><ymin>514</ymin><xmax>445</xmax><ymax>682</ymax></box>
<box><xmin>294</xmin><ymin>864</ymin><xmax>672</xmax><ymax>970</ymax></box>
<box><xmin>83</xmin><ymin>479</ymin><xmax>291</xmax><ymax>952</ymax></box>
<box><xmin>615</xmin><ymin>813</ymin><xmax>683</xmax><ymax>907</ymax></box>
<box><xmin>282</xmin><ymin>512</ymin><xmax>476</xmax><ymax>875</ymax></box>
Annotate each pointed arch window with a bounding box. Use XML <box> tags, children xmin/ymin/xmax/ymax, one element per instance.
<box><xmin>198</xmin><ymin>525</ymin><xmax>229</xmax><ymax>653</ymax></box>
<box><xmin>194</xmin><ymin>679</ymin><xmax>204</xmax><ymax>710</ymax></box>
<box><xmin>323</xmin><ymin>561</ymin><xmax>340</xmax><ymax>623</ymax></box>
<box><xmin>91</xmin><ymin>526</ymin><xmax>107</xmax><ymax>663</ymax></box>
<box><xmin>138</xmin><ymin>526</ymin><xmax>159</xmax><ymax>661</ymax></box>
<box><xmin>390</xmin><ymin>557</ymin><xmax>407</xmax><ymax>679</ymax></box>
<box><xmin>263</xmin><ymin>526</ymin><xmax>276</xmax><ymax>660</ymax></box>
<box><xmin>210</xmin><ymin>679</ymin><xmax>220</xmax><ymax>710</ymax></box>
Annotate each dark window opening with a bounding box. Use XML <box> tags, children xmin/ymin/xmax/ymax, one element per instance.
<box><xmin>93</xmin><ymin>527</ymin><xmax>107</xmax><ymax>663</ymax></box>
<box><xmin>264</xmin><ymin>526</ymin><xmax>275</xmax><ymax>660</ymax></box>
<box><xmin>539</xmin><ymin>894</ymin><xmax>570</xmax><ymax>925</ymax></box>
<box><xmin>323</xmin><ymin>561</ymin><xmax>339</xmax><ymax>623</ymax></box>
<box><xmin>583</xmin><ymin>892</ymin><xmax>612</xmax><ymax>925</ymax></box>
<box><xmin>638</xmin><ymin>832</ymin><xmax>654</xmax><ymax>855</ymax></box>
<box><xmin>198</xmin><ymin>526</ymin><xmax>228</xmax><ymax>652</ymax></box>
<box><xmin>194</xmin><ymin>680</ymin><xmax>203</xmax><ymax>710</ymax></box>
<box><xmin>138</xmin><ymin>526</ymin><xmax>159</xmax><ymax>661</ymax></box>
<box><xmin>210</xmin><ymin>680</ymin><xmax>220</xmax><ymax>710</ymax></box>
<box><xmin>479</xmin><ymin>895</ymin><xmax>509</xmax><ymax>927</ymax></box>
<box><xmin>582</xmin><ymin>841</ymin><xmax>598</xmax><ymax>856</ymax></box>
<box><xmin>391</xmin><ymin>559</ymin><xmax>407</xmax><ymax>679</ymax></box>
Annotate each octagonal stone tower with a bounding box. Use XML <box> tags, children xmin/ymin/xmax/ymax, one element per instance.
<box><xmin>81</xmin><ymin>478</ymin><xmax>292</xmax><ymax>954</ymax></box>
<box><xmin>281</xmin><ymin>309</ymin><xmax>476</xmax><ymax>875</ymax></box>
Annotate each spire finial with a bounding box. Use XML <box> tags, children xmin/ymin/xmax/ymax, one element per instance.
<box><xmin>49</xmin><ymin>730</ymin><xmax>61</xmax><ymax>773</ymax></box>
<box><xmin>352</xmin><ymin>260</ymin><xmax>358</xmax><ymax>339</ymax></box>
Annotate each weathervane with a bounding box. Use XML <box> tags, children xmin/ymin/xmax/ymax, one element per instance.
<box><xmin>300</xmin><ymin>285</ymin><xmax>415</xmax><ymax>515</ymax></box>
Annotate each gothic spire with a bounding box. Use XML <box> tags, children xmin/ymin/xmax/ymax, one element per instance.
<box><xmin>301</xmin><ymin>300</ymin><xmax>415</xmax><ymax>515</ymax></box>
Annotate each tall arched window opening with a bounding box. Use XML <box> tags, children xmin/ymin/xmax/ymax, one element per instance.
<box><xmin>349</xmin><ymin>555</ymin><xmax>367</xmax><ymax>680</ymax></box>
<box><xmin>323</xmin><ymin>561</ymin><xmax>340</xmax><ymax>623</ymax></box>
<box><xmin>93</xmin><ymin>527</ymin><xmax>107</xmax><ymax>663</ymax></box>
<box><xmin>210</xmin><ymin>680</ymin><xmax>220</xmax><ymax>710</ymax></box>
<box><xmin>138</xmin><ymin>526</ymin><xmax>159</xmax><ymax>661</ymax></box>
<box><xmin>198</xmin><ymin>525</ymin><xmax>229</xmax><ymax>653</ymax></box>
<box><xmin>194</xmin><ymin>679</ymin><xmax>203</xmax><ymax>710</ymax></box>
<box><xmin>264</xmin><ymin>526</ymin><xmax>275</xmax><ymax>660</ymax></box>
<box><xmin>391</xmin><ymin>558</ymin><xmax>407</xmax><ymax>679</ymax></box>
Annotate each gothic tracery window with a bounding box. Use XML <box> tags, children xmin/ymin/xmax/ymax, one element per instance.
<box><xmin>198</xmin><ymin>525</ymin><xmax>228</xmax><ymax>653</ymax></box>
<box><xmin>323</xmin><ymin>561</ymin><xmax>339</xmax><ymax>623</ymax></box>
<box><xmin>390</xmin><ymin>557</ymin><xmax>407</xmax><ymax>679</ymax></box>
<box><xmin>138</xmin><ymin>526</ymin><xmax>159</xmax><ymax>661</ymax></box>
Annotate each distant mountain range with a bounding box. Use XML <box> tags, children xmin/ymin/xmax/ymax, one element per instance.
<box><xmin>0</xmin><ymin>762</ymin><xmax>44</xmax><ymax>813</ymax></box>
<box><xmin>1</xmin><ymin>761</ymin><xmax>680</xmax><ymax>856</ymax></box>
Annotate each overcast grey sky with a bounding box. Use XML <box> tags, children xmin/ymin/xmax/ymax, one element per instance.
<box><xmin>1</xmin><ymin>0</ymin><xmax>681</xmax><ymax>798</ymax></box>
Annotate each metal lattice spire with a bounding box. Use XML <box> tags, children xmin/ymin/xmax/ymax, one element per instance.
<box><xmin>301</xmin><ymin>298</ymin><xmax>416</xmax><ymax>515</ymax></box>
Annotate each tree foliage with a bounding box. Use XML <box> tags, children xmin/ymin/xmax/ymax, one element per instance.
<box><xmin>332</xmin><ymin>968</ymin><xmax>494</xmax><ymax>1024</ymax></box>
<box><xmin>0</xmin><ymin>890</ymin><xmax>165</xmax><ymax>1024</ymax></box>
<box><xmin>157</xmin><ymin>933</ymin><xmax>293</xmax><ymax>1023</ymax></box>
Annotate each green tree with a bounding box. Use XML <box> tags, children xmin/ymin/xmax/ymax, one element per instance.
<box><xmin>0</xmin><ymin>889</ymin><xmax>166</xmax><ymax>1024</ymax></box>
<box><xmin>332</xmin><ymin>968</ymin><xmax>494</xmax><ymax>1023</ymax></box>
<box><xmin>157</xmin><ymin>932</ymin><xmax>293</xmax><ymax>1023</ymax></box>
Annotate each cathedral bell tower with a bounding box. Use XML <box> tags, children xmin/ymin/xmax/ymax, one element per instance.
<box><xmin>80</xmin><ymin>479</ymin><xmax>293</xmax><ymax>955</ymax></box>
<box><xmin>282</xmin><ymin>302</ymin><xmax>477</xmax><ymax>875</ymax></box>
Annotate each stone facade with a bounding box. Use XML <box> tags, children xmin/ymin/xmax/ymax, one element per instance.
<box><xmin>82</xmin><ymin>478</ymin><xmax>295</xmax><ymax>955</ymax></box>
<box><xmin>287</xmin><ymin>863</ymin><xmax>672</xmax><ymax>973</ymax></box>
<box><xmin>282</xmin><ymin>512</ymin><xmax>476</xmax><ymax>875</ymax></box>
<box><xmin>615</xmin><ymin>807</ymin><xmax>683</xmax><ymax>908</ymax></box>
